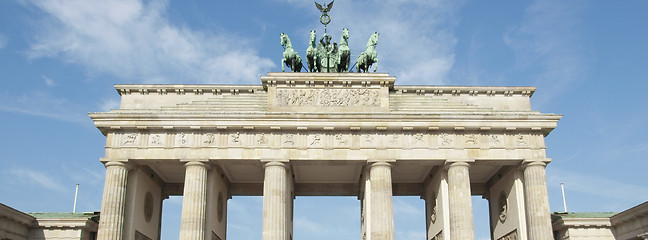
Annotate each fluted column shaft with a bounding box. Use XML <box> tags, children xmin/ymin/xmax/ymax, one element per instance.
<box><xmin>447</xmin><ymin>161</ymin><xmax>475</xmax><ymax>240</ymax></box>
<box><xmin>523</xmin><ymin>161</ymin><xmax>553</xmax><ymax>240</ymax></box>
<box><xmin>97</xmin><ymin>161</ymin><xmax>129</xmax><ymax>240</ymax></box>
<box><xmin>262</xmin><ymin>161</ymin><xmax>290</xmax><ymax>240</ymax></box>
<box><xmin>179</xmin><ymin>161</ymin><xmax>208</xmax><ymax>240</ymax></box>
<box><xmin>369</xmin><ymin>162</ymin><xmax>395</xmax><ymax>240</ymax></box>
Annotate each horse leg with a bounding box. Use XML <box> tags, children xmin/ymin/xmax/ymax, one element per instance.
<box><xmin>282</xmin><ymin>58</ymin><xmax>286</xmax><ymax>72</ymax></box>
<box><xmin>373</xmin><ymin>58</ymin><xmax>378</xmax><ymax>72</ymax></box>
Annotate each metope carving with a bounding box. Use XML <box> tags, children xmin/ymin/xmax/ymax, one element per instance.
<box><xmin>176</xmin><ymin>132</ymin><xmax>189</xmax><ymax>145</ymax></box>
<box><xmin>230</xmin><ymin>132</ymin><xmax>241</xmax><ymax>144</ymax></box>
<box><xmin>123</xmin><ymin>133</ymin><xmax>139</xmax><ymax>145</ymax></box>
<box><xmin>310</xmin><ymin>134</ymin><xmax>323</xmax><ymax>146</ymax></box>
<box><xmin>149</xmin><ymin>134</ymin><xmax>162</xmax><ymax>145</ymax></box>
<box><xmin>275</xmin><ymin>88</ymin><xmax>380</xmax><ymax>107</ymax></box>
<box><xmin>490</xmin><ymin>134</ymin><xmax>502</xmax><ymax>146</ymax></box>
<box><xmin>414</xmin><ymin>133</ymin><xmax>424</xmax><ymax>144</ymax></box>
<box><xmin>257</xmin><ymin>134</ymin><xmax>269</xmax><ymax>145</ymax></box>
<box><xmin>335</xmin><ymin>134</ymin><xmax>349</xmax><ymax>146</ymax></box>
<box><xmin>204</xmin><ymin>133</ymin><xmax>216</xmax><ymax>144</ymax></box>
<box><xmin>516</xmin><ymin>134</ymin><xmax>528</xmax><ymax>146</ymax></box>
<box><xmin>283</xmin><ymin>134</ymin><xmax>295</xmax><ymax>146</ymax></box>
<box><xmin>465</xmin><ymin>134</ymin><xmax>478</xmax><ymax>145</ymax></box>
<box><xmin>440</xmin><ymin>133</ymin><xmax>453</xmax><ymax>146</ymax></box>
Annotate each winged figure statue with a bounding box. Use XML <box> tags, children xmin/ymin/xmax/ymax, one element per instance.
<box><xmin>315</xmin><ymin>1</ymin><xmax>334</xmax><ymax>14</ymax></box>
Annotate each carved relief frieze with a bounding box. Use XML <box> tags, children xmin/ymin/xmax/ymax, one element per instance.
<box><xmin>490</xmin><ymin>134</ymin><xmax>503</xmax><ymax>148</ymax></box>
<box><xmin>117</xmin><ymin>131</ymin><xmax>543</xmax><ymax>151</ymax></box>
<box><xmin>175</xmin><ymin>132</ymin><xmax>192</xmax><ymax>146</ymax></box>
<box><xmin>308</xmin><ymin>133</ymin><xmax>324</xmax><ymax>148</ymax></box>
<box><xmin>275</xmin><ymin>88</ymin><xmax>381</xmax><ymax>107</ymax></box>
<box><xmin>515</xmin><ymin>134</ymin><xmax>529</xmax><ymax>147</ymax></box>
<box><xmin>148</xmin><ymin>133</ymin><xmax>165</xmax><ymax>146</ymax></box>
<box><xmin>123</xmin><ymin>133</ymin><xmax>140</xmax><ymax>146</ymax></box>
<box><xmin>386</xmin><ymin>133</ymin><xmax>402</xmax><ymax>148</ymax></box>
<box><xmin>257</xmin><ymin>133</ymin><xmax>270</xmax><ymax>146</ymax></box>
<box><xmin>282</xmin><ymin>134</ymin><xmax>296</xmax><ymax>148</ymax></box>
<box><xmin>203</xmin><ymin>133</ymin><xmax>217</xmax><ymax>145</ymax></box>
<box><xmin>413</xmin><ymin>133</ymin><xmax>425</xmax><ymax>145</ymax></box>
<box><xmin>465</xmin><ymin>134</ymin><xmax>479</xmax><ymax>147</ymax></box>
<box><xmin>334</xmin><ymin>133</ymin><xmax>351</xmax><ymax>147</ymax></box>
<box><xmin>439</xmin><ymin>133</ymin><xmax>454</xmax><ymax>147</ymax></box>
<box><xmin>360</xmin><ymin>133</ymin><xmax>376</xmax><ymax>149</ymax></box>
<box><xmin>229</xmin><ymin>132</ymin><xmax>242</xmax><ymax>146</ymax></box>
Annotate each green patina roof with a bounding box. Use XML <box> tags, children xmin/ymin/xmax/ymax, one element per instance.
<box><xmin>27</xmin><ymin>212</ymin><xmax>100</xmax><ymax>222</ymax></box>
<box><xmin>551</xmin><ymin>212</ymin><xmax>618</xmax><ymax>222</ymax></box>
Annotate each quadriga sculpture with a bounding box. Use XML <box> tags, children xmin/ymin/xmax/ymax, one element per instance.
<box><xmin>337</xmin><ymin>28</ymin><xmax>350</xmax><ymax>72</ymax></box>
<box><xmin>356</xmin><ymin>32</ymin><xmax>379</xmax><ymax>73</ymax></box>
<box><xmin>280</xmin><ymin>33</ymin><xmax>303</xmax><ymax>72</ymax></box>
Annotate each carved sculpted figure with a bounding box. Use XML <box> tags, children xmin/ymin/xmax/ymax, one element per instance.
<box><xmin>317</xmin><ymin>33</ymin><xmax>338</xmax><ymax>72</ymax></box>
<box><xmin>337</xmin><ymin>28</ymin><xmax>351</xmax><ymax>72</ymax></box>
<box><xmin>306</xmin><ymin>30</ymin><xmax>319</xmax><ymax>72</ymax></box>
<box><xmin>357</xmin><ymin>32</ymin><xmax>379</xmax><ymax>72</ymax></box>
<box><xmin>280</xmin><ymin>33</ymin><xmax>303</xmax><ymax>72</ymax></box>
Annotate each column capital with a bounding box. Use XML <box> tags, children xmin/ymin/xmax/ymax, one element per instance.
<box><xmin>444</xmin><ymin>161</ymin><xmax>471</xmax><ymax>170</ymax></box>
<box><xmin>521</xmin><ymin>161</ymin><xmax>547</xmax><ymax>169</ymax></box>
<box><xmin>262</xmin><ymin>160</ymin><xmax>289</xmax><ymax>169</ymax></box>
<box><xmin>183</xmin><ymin>161</ymin><xmax>209</xmax><ymax>168</ymax></box>
<box><xmin>369</xmin><ymin>161</ymin><xmax>392</xmax><ymax>168</ymax></box>
<box><xmin>103</xmin><ymin>160</ymin><xmax>132</xmax><ymax>169</ymax></box>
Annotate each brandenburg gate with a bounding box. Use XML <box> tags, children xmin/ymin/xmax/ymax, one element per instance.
<box><xmin>90</xmin><ymin>73</ymin><xmax>560</xmax><ymax>240</ymax></box>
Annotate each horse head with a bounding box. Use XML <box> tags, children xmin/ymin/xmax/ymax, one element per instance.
<box><xmin>280</xmin><ymin>33</ymin><xmax>287</xmax><ymax>47</ymax></box>
<box><xmin>309</xmin><ymin>30</ymin><xmax>317</xmax><ymax>46</ymax></box>
<box><xmin>367</xmin><ymin>32</ymin><xmax>379</xmax><ymax>47</ymax></box>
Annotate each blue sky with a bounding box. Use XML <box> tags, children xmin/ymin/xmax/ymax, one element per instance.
<box><xmin>1</xmin><ymin>0</ymin><xmax>647</xmax><ymax>239</ymax></box>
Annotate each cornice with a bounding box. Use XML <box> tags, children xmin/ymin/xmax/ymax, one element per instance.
<box><xmin>90</xmin><ymin>112</ymin><xmax>560</xmax><ymax>136</ymax></box>
<box><xmin>115</xmin><ymin>84</ymin><xmax>265</xmax><ymax>96</ymax></box>
<box><xmin>393</xmin><ymin>86</ymin><xmax>535</xmax><ymax>97</ymax></box>
<box><xmin>114</xmin><ymin>83</ymin><xmax>536</xmax><ymax>97</ymax></box>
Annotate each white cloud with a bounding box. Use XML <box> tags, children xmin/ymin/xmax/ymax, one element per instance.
<box><xmin>42</xmin><ymin>75</ymin><xmax>56</xmax><ymax>86</ymax></box>
<box><xmin>547</xmin><ymin>168</ymin><xmax>648</xmax><ymax>207</ymax></box>
<box><xmin>278</xmin><ymin>0</ymin><xmax>463</xmax><ymax>85</ymax></box>
<box><xmin>99</xmin><ymin>97</ymin><xmax>121</xmax><ymax>112</ymax></box>
<box><xmin>27</xmin><ymin>0</ymin><xmax>275</xmax><ymax>84</ymax></box>
<box><xmin>0</xmin><ymin>34</ymin><xmax>7</xmax><ymax>49</ymax></box>
<box><xmin>9</xmin><ymin>167</ymin><xmax>67</xmax><ymax>192</ymax></box>
<box><xmin>0</xmin><ymin>91</ymin><xmax>89</xmax><ymax>124</ymax></box>
<box><xmin>294</xmin><ymin>216</ymin><xmax>325</xmax><ymax>233</ymax></box>
<box><xmin>503</xmin><ymin>0</ymin><xmax>590</xmax><ymax>107</ymax></box>
<box><xmin>393</xmin><ymin>197</ymin><xmax>421</xmax><ymax>215</ymax></box>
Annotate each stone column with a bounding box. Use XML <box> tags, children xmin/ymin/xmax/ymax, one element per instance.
<box><xmin>369</xmin><ymin>161</ymin><xmax>395</xmax><ymax>240</ymax></box>
<box><xmin>262</xmin><ymin>161</ymin><xmax>291</xmax><ymax>240</ymax></box>
<box><xmin>97</xmin><ymin>161</ymin><xmax>130</xmax><ymax>240</ymax></box>
<box><xmin>179</xmin><ymin>161</ymin><xmax>209</xmax><ymax>240</ymax></box>
<box><xmin>446</xmin><ymin>161</ymin><xmax>475</xmax><ymax>240</ymax></box>
<box><xmin>523</xmin><ymin>161</ymin><xmax>553</xmax><ymax>240</ymax></box>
